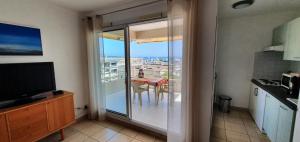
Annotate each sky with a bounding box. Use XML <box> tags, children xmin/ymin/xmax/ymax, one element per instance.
<box><xmin>102</xmin><ymin>38</ymin><xmax>182</xmax><ymax>58</ymax></box>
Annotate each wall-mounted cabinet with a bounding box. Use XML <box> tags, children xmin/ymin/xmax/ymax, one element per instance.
<box><xmin>274</xmin><ymin>17</ymin><xmax>300</xmax><ymax>61</ymax></box>
<box><xmin>272</xmin><ymin>17</ymin><xmax>300</xmax><ymax>61</ymax></box>
<box><xmin>272</xmin><ymin>24</ymin><xmax>288</xmax><ymax>46</ymax></box>
<box><xmin>284</xmin><ymin>17</ymin><xmax>300</xmax><ymax>61</ymax></box>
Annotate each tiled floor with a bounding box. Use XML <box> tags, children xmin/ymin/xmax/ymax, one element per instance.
<box><xmin>40</xmin><ymin>120</ymin><xmax>166</xmax><ymax>142</ymax></box>
<box><xmin>210</xmin><ymin>109</ymin><xmax>270</xmax><ymax>142</ymax></box>
<box><xmin>106</xmin><ymin>88</ymin><xmax>169</xmax><ymax>130</ymax></box>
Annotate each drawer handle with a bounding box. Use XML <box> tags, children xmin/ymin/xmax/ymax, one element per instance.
<box><xmin>255</xmin><ymin>88</ymin><xmax>258</xmax><ymax>96</ymax></box>
<box><xmin>294</xmin><ymin>57</ymin><xmax>300</xmax><ymax>59</ymax></box>
<box><xmin>280</xmin><ymin>106</ymin><xmax>288</xmax><ymax>111</ymax></box>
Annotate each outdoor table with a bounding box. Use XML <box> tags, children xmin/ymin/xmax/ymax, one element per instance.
<box><xmin>131</xmin><ymin>77</ymin><xmax>168</xmax><ymax>104</ymax></box>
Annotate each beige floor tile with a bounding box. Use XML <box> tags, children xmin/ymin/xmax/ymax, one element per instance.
<box><xmin>225</xmin><ymin>122</ymin><xmax>247</xmax><ymax>134</ymax></box>
<box><xmin>249</xmin><ymin>134</ymin><xmax>270</xmax><ymax>142</ymax></box>
<box><xmin>245</xmin><ymin>126</ymin><xmax>260</xmax><ymax>137</ymax></box>
<box><xmin>211</xmin><ymin>127</ymin><xmax>226</xmax><ymax>140</ymax></box>
<box><xmin>239</xmin><ymin>112</ymin><xmax>252</xmax><ymax>120</ymax></box>
<box><xmin>71</xmin><ymin>120</ymin><xmax>95</xmax><ymax>131</ymax></box>
<box><xmin>120</xmin><ymin>128</ymin><xmax>139</xmax><ymax>138</ymax></box>
<box><xmin>40</xmin><ymin>127</ymin><xmax>78</xmax><ymax>142</ymax></box>
<box><xmin>224</xmin><ymin>117</ymin><xmax>243</xmax><ymax>125</ymax></box>
<box><xmin>63</xmin><ymin>132</ymin><xmax>88</xmax><ymax>142</ymax></box>
<box><xmin>91</xmin><ymin>128</ymin><xmax>118</xmax><ymax>142</ymax></box>
<box><xmin>214</xmin><ymin>111</ymin><xmax>224</xmax><ymax>118</ymax></box>
<box><xmin>211</xmin><ymin>110</ymin><xmax>270</xmax><ymax>142</ymax></box>
<box><xmin>41</xmin><ymin>120</ymin><xmax>160</xmax><ymax>142</ymax></box>
<box><xmin>84</xmin><ymin>137</ymin><xmax>99</xmax><ymax>142</ymax></box>
<box><xmin>226</xmin><ymin>130</ymin><xmax>250</xmax><ymax>142</ymax></box>
<box><xmin>132</xmin><ymin>140</ymin><xmax>143</xmax><ymax>142</ymax></box>
<box><xmin>80</xmin><ymin>124</ymin><xmax>105</xmax><ymax>136</ymax></box>
<box><xmin>224</xmin><ymin>110</ymin><xmax>240</xmax><ymax>118</ymax></box>
<box><xmin>213</xmin><ymin>118</ymin><xmax>225</xmax><ymax>129</ymax></box>
<box><xmin>107</xmin><ymin>134</ymin><xmax>133</xmax><ymax>142</ymax></box>
<box><xmin>242</xmin><ymin>119</ymin><xmax>258</xmax><ymax>129</ymax></box>
<box><xmin>95</xmin><ymin>121</ymin><xmax>124</xmax><ymax>132</ymax></box>
<box><xmin>135</xmin><ymin>132</ymin><xmax>156</xmax><ymax>142</ymax></box>
<box><xmin>65</xmin><ymin>127</ymin><xmax>79</xmax><ymax>137</ymax></box>
<box><xmin>210</xmin><ymin>137</ymin><xmax>227</xmax><ymax>142</ymax></box>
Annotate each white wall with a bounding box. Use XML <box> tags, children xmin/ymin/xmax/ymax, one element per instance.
<box><xmin>215</xmin><ymin>11</ymin><xmax>300</xmax><ymax>108</ymax></box>
<box><xmin>0</xmin><ymin>0</ymin><xmax>89</xmax><ymax>118</ymax></box>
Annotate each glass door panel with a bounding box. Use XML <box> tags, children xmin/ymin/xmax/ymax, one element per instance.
<box><xmin>102</xmin><ymin>29</ymin><xmax>128</xmax><ymax>115</ymax></box>
<box><xmin>129</xmin><ymin>20</ymin><xmax>168</xmax><ymax>130</ymax></box>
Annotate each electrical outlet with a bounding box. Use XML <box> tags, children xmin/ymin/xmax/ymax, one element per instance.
<box><xmin>84</xmin><ymin>105</ymin><xmax>88</xmax><ymax>109</ymax></box>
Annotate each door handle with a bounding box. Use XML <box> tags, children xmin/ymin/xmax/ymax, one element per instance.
<box><xmin>254</xmin><ymin>88</ymin><xmax>258</xmax><ymax>96</ymax></box>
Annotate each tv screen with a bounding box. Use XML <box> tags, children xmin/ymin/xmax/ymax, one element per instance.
<box><xmin>0</xmin><ymin>62</ymin><xmax>56</xmax><ymax>102</ymax></box>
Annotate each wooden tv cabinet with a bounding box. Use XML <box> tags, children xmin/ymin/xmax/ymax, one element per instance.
<box><xmin>0</xmin><ymin>91</ymin><xmax>75</xmax><ymax>142</ymax></box>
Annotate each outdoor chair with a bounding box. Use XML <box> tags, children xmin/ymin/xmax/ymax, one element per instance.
<box><xmin>132</xmin><ymin>81</ymin><xmax>150</xmax><ymax>106</ymax></box>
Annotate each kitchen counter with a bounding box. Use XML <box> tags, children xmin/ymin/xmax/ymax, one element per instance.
<box><xmin>252</xmin><ymin>79</ymin><xmax>297</xmax><ymax>111</ymax></box>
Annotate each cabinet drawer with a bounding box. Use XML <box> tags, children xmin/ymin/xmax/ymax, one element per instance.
<box><xmin>7</xmin><ymin>103</ymin><xmax>48</xmax><ymax>142</ymax></box>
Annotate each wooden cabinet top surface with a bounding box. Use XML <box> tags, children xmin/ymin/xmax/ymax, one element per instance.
<box><xmin>0</xmin><ymin>91</ymin><xmax>73</xmax><ymax>114</ymax></box>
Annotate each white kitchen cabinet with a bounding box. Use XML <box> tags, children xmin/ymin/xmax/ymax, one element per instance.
<box><xmin>283</xmin><ymin>17</ymin><xmax>300</xmax><ymax>61</ymax></box>
<box><xmin>249</xmin><ymin>84</ymin><xmax>266</xmax><ymax>131</ymax></box>
<box><xmin>255</xmin><ymin>88</ymin><xmax>266</xmax><ymax>131</ymax></box>
<box><xmin>272</xmin><ymin>23</ymin><xmax>288</xmax><ymax>46</ymax></box>
<box><xmin>249</xmin><ymin>84</ymin><xmax>258</xmax><ymax>119</ymax></box>
<box><xmin>276</xmin><ymin>103</ymin><xmax>295</xmax><ymax>142</ymax></box>
<box><xmin>250</xmin><ymin>83</ymin><xmax>296</xmax><ymax>142</ymax></box>
<box><xmin>263</xmin><ymin>93</ymin><xmax>280</xmax><ymax>142</ymax></box>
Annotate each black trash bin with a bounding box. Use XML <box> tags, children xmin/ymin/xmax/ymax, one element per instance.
<box><xmin>218</xmin><ymin>95</ymin><xmax>232</xmax><ymax>113</ymax></box>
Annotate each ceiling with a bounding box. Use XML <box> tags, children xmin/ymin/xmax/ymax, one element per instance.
<box><xmin>47</xmin><ymin>0</ymin><xmax>137</xmax><ymax>12</ymax></box>
<box><xmin>219</xmin><ymin>0</ymin><xmax>300</xmax><ymax>18</ymax></box>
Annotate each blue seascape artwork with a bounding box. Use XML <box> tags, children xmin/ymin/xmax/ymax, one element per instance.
<box><xmin>0</xmin><ymin>23</ymin><xmax>42</xmax><ymax>55</ymax></box>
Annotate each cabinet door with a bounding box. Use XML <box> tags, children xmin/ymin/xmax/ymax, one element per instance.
<box><xmin>263</xmin><ymin>94</ymin><xmax>280</xmax><ymax>142</ymax></box>
<box><xmin>284</xmin><ymin>17</ymin><xmax>300</xmax><ymax>61</ymax></box>
<box><xmin>254</xmin><ymin>88</ymin><xmax>266</xmax><ymax>131</ymax></box>
<box><xmin>272</xmin><ymin>24</ymin><xmax>288</xmax><ymax>45</ymax></box>
<box><xmin>276</xmin><ymin>104</ymin><xmax>295</xmax><ymax>142</ymax></box>
<box><xmin>249</xmin><ymin>84</ymin><xmax>258</xmax><ymax>119</ymax></box>
<box><xmin>47</xmin><ymin>95</ymin><xmax>75</xmax><ymax>131</ymax></box>
<box><xmin>7</xmin><ymin>103</ymin><xmax>48</xmax><ymax>142</ymax></box>
<box><xmin>0</xmin><ymin>114</ymin><xmax>9</xmax><ymax>142</ymax></box>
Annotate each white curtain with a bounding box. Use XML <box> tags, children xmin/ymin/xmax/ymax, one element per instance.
<box><xmin>84</xmin><ymin>16</ymin><xmax>106</xmax><ymax>120</ymax></box>
<box><xmin>167</xmin><ymin>0</ymin><xmax>192</xmax><ymax>141</ymax></box>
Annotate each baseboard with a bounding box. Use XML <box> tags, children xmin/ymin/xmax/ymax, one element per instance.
<box><xmin>75</xmin><ymin>113</ymin><xmax>88</xmax><ymax>122</ymax></box>
<box><xmin>213</xmin><ymin>102</ymin><xmax>249</xmax><ymax>112</ymax></box>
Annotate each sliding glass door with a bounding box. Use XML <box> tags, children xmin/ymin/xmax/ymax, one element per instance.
<box><xmin>102</xmin><ymin>29</ymin><xmax>128</xmax><ymax>116</ymax></box>
<box><xmin>129</xmin><ymin>20</ymin><xmax>168</xmax><ymax>130</ymax></box>
<box><xmin>101</xmin><ymin>20</ymin><xmax>168</xmax><ymax>131</ymax></box>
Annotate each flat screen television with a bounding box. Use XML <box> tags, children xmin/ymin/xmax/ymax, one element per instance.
<box><xmin>0</xmin><ymin>62</ymin><xmax>56</xmax><ymax>108</ymax></box>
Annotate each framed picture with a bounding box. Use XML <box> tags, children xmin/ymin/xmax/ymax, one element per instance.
<box><xmin>0</xmin><ymin>23</ymin><xmax>42</xmax><ymax>55</ymax></box>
